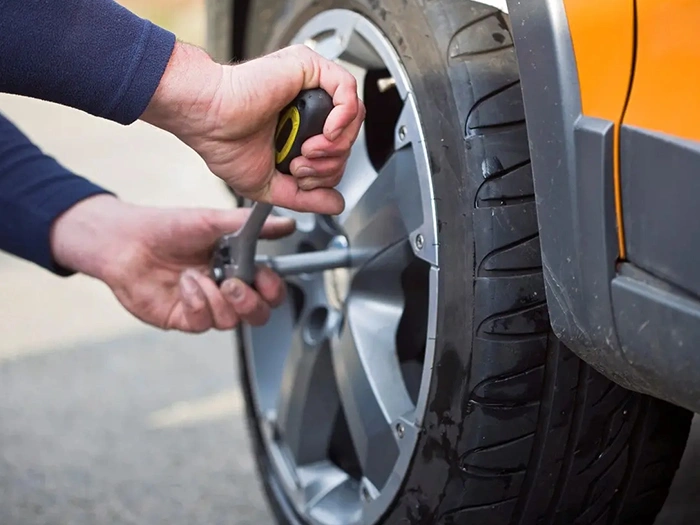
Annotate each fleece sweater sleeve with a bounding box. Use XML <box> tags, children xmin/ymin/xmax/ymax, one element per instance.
<box><xmin>0</xmin><ymin>113</ymin><xmax>112</xmax><ymax>275</ymax></box>
<box><xmin>0</xmin><ymin>0</ymin><xmax>176</xmax><ymax>125</ymax></box>
<box><xmin>0</xmin><ymin>1</ymin><xmax>177</xmax><ymax>275</ymax></box>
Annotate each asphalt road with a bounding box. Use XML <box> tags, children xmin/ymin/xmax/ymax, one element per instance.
<box><xmin>0</xmin><ymin>94</ymin><xmax>698</xmax><ymax>525</ymax></box>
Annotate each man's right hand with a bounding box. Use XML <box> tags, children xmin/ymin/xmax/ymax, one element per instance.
<box><xmin>51</xmin><ymin>194</ymin><xmax>296</xmax><ymax>333</ymax></box>
<box><xmin>142</xmin><ymin>42</ymin><xmax>365</xmax><ymax>216</ymax></box>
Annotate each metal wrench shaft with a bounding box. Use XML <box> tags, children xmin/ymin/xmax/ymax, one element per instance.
<box><xmin>255</xmin><ymin>248</ymin><xmax>354</xmax><ymax>277</ymax></box>
<box><xmin>210</xmin><ymin>201</ymin><xmax>273</xmax><ymax>285</ymax></box>
<box><xmin>212</xmin><ymin>215</ymin><xmax>358</xmax><ymax>283</ymax></box>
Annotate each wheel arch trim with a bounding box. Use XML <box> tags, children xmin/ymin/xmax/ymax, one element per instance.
<box><xmin>507</xmin><ymin>0</ymin><xmax>700</xmax><ymax>413</ymax></box>
<box><xmin>506</xmin><ymin>0</ymin><xmax>631</xmax><ymax>383</ymax></box>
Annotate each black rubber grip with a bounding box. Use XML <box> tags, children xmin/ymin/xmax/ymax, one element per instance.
<box><xmin>274</xmin><ymin>88</ymin><xmax>334</xmax><ymax>175</ymax></box>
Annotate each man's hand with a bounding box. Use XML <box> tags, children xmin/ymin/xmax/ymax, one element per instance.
<box><xmin>50</xmin><ymin>195</ymin><xmax>295</xmax><ymax>332</ymax></box>
<box><xmin>141</xmin><ymin>42</ymin><xmax>365</xmax><ymax>215</ymax></box>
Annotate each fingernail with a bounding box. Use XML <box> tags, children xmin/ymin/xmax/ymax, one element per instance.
<box><xmin>222</xmin><ymin>279</ymin><xmax>245</xmax><ymax>301</ymax></box>
<box><xmin>328</xmin><ymin>128</ymin><xmax>342</xmax><ymax>141</ymax></box>
<box><xmin>296</xmin><ymin>166</ymin><xmax>316</xmax><ymax>178</ymax></box>
<box><xmin>180</xmin><ymin>273</ymin><xmax>201</xmax><ymax>306</ymax></box>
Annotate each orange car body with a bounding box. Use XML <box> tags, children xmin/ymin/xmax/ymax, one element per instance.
<box><xmin>511</xmin><ymin>0</ymin><xmax>700</xmax><ymax>412</ymax></box>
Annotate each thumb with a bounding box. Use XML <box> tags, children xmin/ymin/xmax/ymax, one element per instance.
<box><xmin>259</xmin><ymin>213</ymin><xmax>297</xmax><ymax>239</ymax></box>
<box><xmin>200</xmin><ymin>208</ymin><xmax>297</xmax><ymax>241</ymax></box>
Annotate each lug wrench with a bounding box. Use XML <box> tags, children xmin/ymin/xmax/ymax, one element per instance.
<box><xmin>209</xmin><ymin>88</ymin><xmax>353</xmax><ymax>286</ymax></box>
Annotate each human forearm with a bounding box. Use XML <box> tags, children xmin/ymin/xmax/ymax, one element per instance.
<box><xmin>140</xmin><ymin>41</ymin><xmax>223</xmax><ymax>141</ymax></box>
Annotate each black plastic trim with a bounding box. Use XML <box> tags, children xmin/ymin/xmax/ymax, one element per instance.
<box><xmin>508</xmin><ymin>0</ymin><xmax>700</xmax><ymax>411</ymax></box>
<box><xmin>612</xmin><ymin>264</ymin><xmax>700</xmax><ymax>411</ymax></box>
<box><xmin>621</xmin><ymin>125</ymin><xmax>700</xmax><ymax>298</ymax></box>
<box><xmin>507</xmin><ymin>1</ymin><xmax>631</xmax><ymax>378</ymax></box>
<box><xmin>569</xmin><ymin>118</ymin><xmax>622</xmax><ymax>358</ymax></box>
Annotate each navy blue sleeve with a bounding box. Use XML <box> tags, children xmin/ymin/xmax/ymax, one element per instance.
<box><xmin>0</xmin><ymin>113</ymin><xmax>113</xmax><ymax>275</ymax></box>
<box><xmin>0</xmin><ymin>0</ymin><xmax>178</xmax><ymax>275</ymax></box>
<box><xmin>0</xmin><ymin>0</ymin><xmax>176</xmax><ymax>125</ymax></box>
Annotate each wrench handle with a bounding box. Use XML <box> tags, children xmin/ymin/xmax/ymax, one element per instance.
<box><xmin>238</xmin><ymin>201</ymin><xmax>274</xmax><ymax>239</ymax></box>
<box><xmin>274</xmin><ymin>88</ymin><xmax>334</xmax><ymax>174</ymax></box>
<box><xmin>228</xmin><ymin>201</ymin><xmax>274</xmax><ymax>284</ymax></box>
<box><xmin>210</xmin><ymin>88</ymin><xmax>334</xmax><ymax>287</ymax></box>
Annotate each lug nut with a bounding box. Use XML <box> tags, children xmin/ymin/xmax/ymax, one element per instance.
<box><xmin>398</xmin><ymin>125</ymin><xmax>407</xmax><ymax>141</ymax></box>
<box><xmin>414</xmin><ymin>233</ymin><xmax>424</xmax><ymax>250</ymax></box>
<box><xmin>377</xmin><ymin>76</ymin><xmax>397</xmax><ymax>93</ymax></box>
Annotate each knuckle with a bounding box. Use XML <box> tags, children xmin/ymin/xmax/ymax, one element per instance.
<box><xmin>186</xmin><ymin>317</ymin><xmax>211</xmax><ymax>333</ymax></box>
<box><xmin>299</xmin><ymin>178</ymin><xmax>318</xmax><ymax>191</ymax></box>
<box><xmin>214</xmin><ymin>304</ymin><xmax>237</xmax><ymax>327</ymax></box>
<box><xmin>287</xmin><ymin>43</ymin><xmax>304</xmax><ymax>56</ymax></box>
<box><xmin>257</xmin><ymin>267</ymin><xmax>285</xmax><ymax>303</ymax></box>
<box><xmin>187</xmin><ymin>300</ymin><xmax>207</xmax><ymax>316</ymax></box>
<box><xmin>219</xmin><ymin>317</ymin><xmax>239</xmax><ymax>330</ymax></box>
<box><xmin>270</xmin><ymin>288</ymin><xmax>286</xmax><ymax>308</ymax></box>
<box><xmin>323</xmin><ymin>168</ymin><xmax>339</xmax><ymax>181</ymax></box>
<box><xmin>317</xmin><ymin>164</ymin><xmax>337</xmax><ymax>179</ymax></box>
<box><xmin>234</xmin><ymin>295</ymin><xmax>259</xmax><ymax>317</ymax></box>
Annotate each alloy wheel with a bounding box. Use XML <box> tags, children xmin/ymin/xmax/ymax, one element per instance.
<box><xmin>242</xmin><ymin>10</ymin><xmax>439</xmax><ymax>525</ymax></box>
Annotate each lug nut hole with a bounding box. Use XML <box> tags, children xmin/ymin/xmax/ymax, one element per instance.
<box><xmin>304</xmin><ymin>306</ymin><xmax>329</xmax><ymax>344</ymax></box>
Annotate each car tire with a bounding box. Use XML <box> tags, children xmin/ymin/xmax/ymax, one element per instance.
<box><xmin>235</xmin><ymin>0</ymin><xmax>694</xmax><ymax>523</ymax></box>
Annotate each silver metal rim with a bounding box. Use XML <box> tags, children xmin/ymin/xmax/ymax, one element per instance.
<box><xmin>242</xmin><ymin>10</ymin><xmax>439</xmax><ymax>525</ymax></box>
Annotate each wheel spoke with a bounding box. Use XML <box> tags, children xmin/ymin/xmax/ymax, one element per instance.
<box><xmin>351</xmin><ymin>238</ymin><xmax>415</xmax><ymax>297</ymax></box>
<box><xmin>300</xmin><ymin>21</ymin><xmax>356</xmax><ymax>61</ymax></box>
<box><xmin>334</xmin><ymin>128</ymin><xmax>377</xmax><ymax>223</ymax></box>
<box><xmin>297</xmin><ymin>460</ymin><xmax>351</xmax><ymax>509</ymax></box>
<box><xmin>295</xmin><ymin>13</ymin><xmax>384</xmax><ymax>70</ymax></box>
<box><xmin>331</xmin><ymin>246</ymin><xmax>414</xmax><ymax>488</ymax></box>
<box><xmin>338</xmin><ymin>148</ymin><xmax>423</xmax><ymax>260</ymax></box>
<box><xmin>275</xmin><ymin>310</ymin><xmax>341</xmax><ymax>466</ymax></box>
<box><xmin>308</xmin><ymin>475</ymin><xmax>362</xmax><ymax>525</ymax></box>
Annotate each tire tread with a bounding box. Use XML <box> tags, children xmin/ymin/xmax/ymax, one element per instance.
<box><xmin>434</xmin><ymin>5</ymin><xmax>692</xmax><ymax>525</ymax></box>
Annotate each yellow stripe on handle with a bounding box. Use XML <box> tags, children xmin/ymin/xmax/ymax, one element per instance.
<box><xmin>275</xmin><ymin>106</ymin><xmax>301</xmax><ymax>165</ymax></box>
